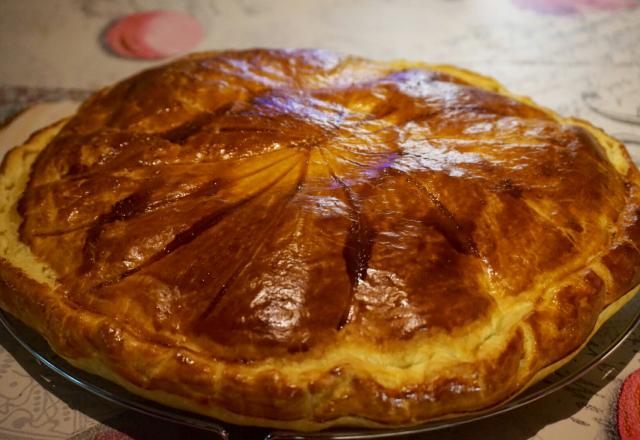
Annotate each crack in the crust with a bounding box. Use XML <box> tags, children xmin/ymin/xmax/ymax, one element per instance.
<box><xmin>33</xmin><ymin>117</ymin><xmax>303</xmax><ymax>191</ymax></box>
<box><xmin>161</xmin><ymin>107</ymin><xmax>285</xmax><ymax>144</ymax></box>
<box><xmin>388</xmin><ymin>168</ymin><xmax>480</xmax><ymax>258</ymax></box>
<box><xmin>319</xmin><ymin>149</ymin><xmax>376</xmax><ymax>330</ymax></box>
<box><xmin>85</xmin><ymin>154</ymin><xmax>306</xmax><ymax>291</ymax></box>
<box><xmin>160</xmin><ymin>110</ymin><xmax>226</xmax><ymax>144</ymax></box>
<box><xmin>522</xmin><ymin>199</ymin><xmax>580</xmax><ymax>248</ymax></box>
<box><xmin>80</xmin><ymin>182</ymin><xmax>161</xmax><ymax>274</ymax></box>
<box><xmin>38</xmin><ymin>179</ymin><xmax>225</xmax><ymax>240</ymax></box>
<box><xmin>33</xmin><ymin>148</ymin><xmax>301</xmax><ymax>190</ymax></box>
<box><xmin>194</xmin><ymin>152</ymin><xmax>311</xmax><ymax>328</ymax></box>
<box><xmin>30</xmin><ymin>150</ymin><xmax>302</xmax><ymax>238</ymax></box>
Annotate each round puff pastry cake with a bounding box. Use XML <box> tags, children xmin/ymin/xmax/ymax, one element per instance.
<box><xmin>1</xmin><ymin>49</ymin><xmax>639</xmax><ymax>431</ymax></box>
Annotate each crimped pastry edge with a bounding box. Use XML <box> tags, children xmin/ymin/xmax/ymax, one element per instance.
<box><xmin>0</xmin><ymin>58</ymin><xmax>639</xmax><ymax>431</ymax></box>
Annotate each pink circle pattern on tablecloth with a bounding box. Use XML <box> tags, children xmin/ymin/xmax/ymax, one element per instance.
<box><xmin>105</xmin><ymin>10</ymin><xmax>204</xmax><ymax>60</ymax></box>
<box><xmin>513</xmin><ymin>0</ymin><xmax>638</xmax><ymax>14</ymax></box>
<box><xmin>617</xmin><ymin>369</ymin><xmax>640</xmax><ymax>440</ymax></box>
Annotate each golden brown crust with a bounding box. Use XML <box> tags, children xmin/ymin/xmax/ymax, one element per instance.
<box><xmin>0</xmin><ymin>49</ymin><xmax>639</xmax><ymax>430</ymax></box>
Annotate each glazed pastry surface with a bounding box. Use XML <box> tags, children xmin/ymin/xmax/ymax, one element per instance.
<box><xmin>1</xmin><ymin>49</ymin><xmax>640</xmax><ymax>430</ymax></box>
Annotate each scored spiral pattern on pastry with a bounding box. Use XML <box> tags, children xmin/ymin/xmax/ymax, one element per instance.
<box><xmin>3</xmin><ymin>49</ymin><xmax>640</xmax><ymax>429</ymax></box>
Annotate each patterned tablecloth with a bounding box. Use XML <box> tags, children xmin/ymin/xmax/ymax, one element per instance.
<box><xmin>1</xmin><ymin>0</ymin><xmax>639</xmax><ymax>439</ymax></box>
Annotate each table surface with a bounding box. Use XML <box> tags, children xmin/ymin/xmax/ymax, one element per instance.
<box><xmin>0</xmin><ymin>1</ymin><xmax>639</xmax><ymax>439</ymax></box>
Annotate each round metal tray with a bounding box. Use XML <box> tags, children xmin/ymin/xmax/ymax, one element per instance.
<box><xmin>1</xmin><ymin>292</ymin><xmax>639</xmax><ymax>440</ymax></box>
